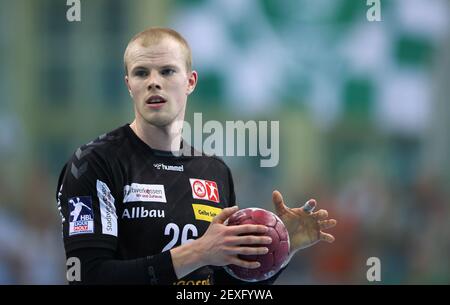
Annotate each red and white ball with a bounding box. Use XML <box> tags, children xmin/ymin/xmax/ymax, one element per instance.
<box><xmin>224</xmin><ymin>208</ymin><xmax>290</xmax><ymax>282</ymax></box>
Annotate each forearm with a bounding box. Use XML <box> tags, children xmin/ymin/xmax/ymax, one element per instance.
<box><xmin>67</xmin><ymin>248</ymin><xmax>178</xmax><ymax>285</ymax></box>
<box><xmin>170</xmin><ymin>240</ymin><xmax>204</xmax><ymax>279</ymax></box>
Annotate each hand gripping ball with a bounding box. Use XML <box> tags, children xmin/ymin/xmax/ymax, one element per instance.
<box><xmin>224</xmin><ymin>208</ymin><xmax>290</xmax><ymax>282</ymax></box>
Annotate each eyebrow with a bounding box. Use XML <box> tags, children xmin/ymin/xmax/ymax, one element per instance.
<box><xmin>160</xmin><ymin>64</ymin><xmax>179</xmax><ymax>71</ymax></box>
<box><xmin>131</xmin><ymin>64</ymin><xmax>179</xmax><ymax>73</ymax></box>
<box><xmin>131</xmin><ymin>66</ymin><xmax>148</xmax><ymax>73</ymax></box>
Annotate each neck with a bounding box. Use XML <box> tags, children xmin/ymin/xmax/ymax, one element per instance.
<box><xmin>130</xmin><ymin>118</ymin><xmax>184</xmax><ymax>152</ymax></box>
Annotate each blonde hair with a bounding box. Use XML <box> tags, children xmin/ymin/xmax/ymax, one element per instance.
<box><xmin>124</xmin><ymin>27</ymin><xmax>192</xmax><ymax>75</ymax></box>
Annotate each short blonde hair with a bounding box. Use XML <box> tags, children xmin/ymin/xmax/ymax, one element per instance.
<box><xmin>124</xmin><ymin>27</ymin><xmax>192</xmax><ymax>75</ymax></box>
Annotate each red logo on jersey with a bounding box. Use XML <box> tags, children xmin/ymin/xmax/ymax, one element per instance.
<box><xmin>193</xmin><ymin>180</ymin><xmax>206</xmax><ymax>198</ymax></box>
<box><xmin>189</xmin><ymin>178</ymin><xmax>220</xmax><ymax>203</ymax></box>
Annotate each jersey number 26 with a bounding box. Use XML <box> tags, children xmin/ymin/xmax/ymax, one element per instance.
<box><xmin>162</xmin><ymin>223</ymin><xmax>198</xmax><ymax>252</ymax></box>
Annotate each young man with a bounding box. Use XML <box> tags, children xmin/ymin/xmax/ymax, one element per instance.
<box><xmin>56</xmin><ymin>27</ymin><xmax>337</xmax><ymax>284</ymax></box>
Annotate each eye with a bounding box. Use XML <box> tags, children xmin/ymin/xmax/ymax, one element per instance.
<box><xmin>161</xmin><ymin>68</ymin><xmax>175</xmax><ymax>76</ymax></box>
<box><xmin>134</xmin><ymin>70</ymin><xmax>148</xmax><ymax>77</ymax></box>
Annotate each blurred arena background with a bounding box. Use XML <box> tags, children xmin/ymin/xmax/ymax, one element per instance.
<box><xmin>0</xmin><ymin>0</ymin><xmax>449</xmax><ymax>284</ymax></box>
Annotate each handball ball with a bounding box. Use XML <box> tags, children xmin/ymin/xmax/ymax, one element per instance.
<box><xmin>224</xmin><ymin>208</ymin><xmax>290</xmax><ymax>282</ymax></box>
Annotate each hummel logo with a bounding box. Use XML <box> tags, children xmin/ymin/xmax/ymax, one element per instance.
<box><xmin>153</xmin><ymin>163</ymin><xmax>184</xmax><ymax>172</ymax></box>
<box><xmin>71</xmin><ymin>162</ymin><xmax>87</xmax><ymax>179</ymax></box>
<box><xmin>75</xmin><ymin>147</ymin><xmax>93</xmax><ymax>160</ymax></box>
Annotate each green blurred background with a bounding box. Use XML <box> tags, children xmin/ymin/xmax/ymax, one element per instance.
<box><xmin>0</xmin><ymin>0</ymin><xmax>449</xmax><ymax>284</ymax></box>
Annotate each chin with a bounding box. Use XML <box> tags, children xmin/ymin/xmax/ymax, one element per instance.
<box><xmin>143</xmin><ymin>115</ymin><xmax>174</xmax><ymax>127</ymax></box>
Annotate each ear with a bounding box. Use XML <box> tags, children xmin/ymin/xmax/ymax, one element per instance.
<box><xmin>186</xmin><ymin>70</ymin><xmax>198</xmax><ymax>95</ymax></box>
<box><xmin>125</xmin><ymin>75</ymin><xmax>133</xmax><ymax>97</ymax></box>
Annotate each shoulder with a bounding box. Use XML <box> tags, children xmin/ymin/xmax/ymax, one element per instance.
<box><xmin>74</xmin><ymin>125</ymin><xmax>127</xmax><ymax>159</ymax></box>
<box><xmin>200</xmin><ymin>154</ymin><xmax>234</xmax><ymax>178</ymax></box>
<box><xmin>63</xmin><ymin>125</ymin><xmax>129</xmax><ymax>178</ymax></box>
<box><xmin>208</xmin><ymin>155</ymin><xmax>232</xmax><ymax>173</ymax></box>
<box><xmin>181</xmin><ymin>141</ymin><xmax>233</xmax><ymax>174</ymax></box>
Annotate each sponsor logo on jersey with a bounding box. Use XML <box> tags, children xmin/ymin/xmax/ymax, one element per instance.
<box><xmin>123</xmin><ymin>183</ymin><xmax>166</xmax><ymax>203</ymax></box>
<box><xmin>97</xmin><ymin>180</ymin><xmax>117</xmax><ymax>236</ymax></box>
<box><xmin>57</xmin><ymin>184</ymin><xmax>65</xmax><ymax>224</ymax></box>
<box><xmin>192</xmin><ymin>204</ymin><xmax>223</xmax><ymax>222</ymax></box>
<box><xmin>121</xmin><ymin>207</ymin><xmax>165</xmax><ymax>219</ymax></box>
<box><xmin>189</xmin><ymin>178</ymin><xmax>220</xmax><ymax>203</ymax></box>
<box><xmin>153</xmin><ymin>163</ymin><xmax>184</xmax><ymax>172</ymax></box>
<box><xmin>68</xmin><ymin>196</ymin><xmax>94</xmax><ymax>236</ymax></box>
<box><xmin>173</xmin><ymin>274</ymin><xmax>212</xmax><ymax>285</ymax></box>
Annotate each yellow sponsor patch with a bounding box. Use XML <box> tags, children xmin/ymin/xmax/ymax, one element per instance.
<box><xmin>192</xmin><ymin>204</ymin><xmax>222</xmax><ymax>222</ymax></box>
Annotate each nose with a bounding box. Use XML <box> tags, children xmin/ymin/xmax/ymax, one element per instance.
<box><xmin>147</xmin><ymin>70</ymin><xmax>162</xmax><ymax>91</ymax></box>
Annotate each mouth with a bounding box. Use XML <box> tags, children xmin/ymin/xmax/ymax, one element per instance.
<box><xmin>146</xmin><ymin>95</ymin><xmax>167</xmax><ymax>105</ymax></box>
<box><xmin>145</xmin><ymin>95</ymin><xmax>167</xmax><ymax>109</ymax></box>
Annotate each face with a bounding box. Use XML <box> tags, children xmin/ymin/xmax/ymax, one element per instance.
<box><xmin>125</xmin><ymin>38</ymin><xmax>197</xmax><ymax>128</ymax></box>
